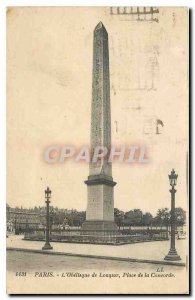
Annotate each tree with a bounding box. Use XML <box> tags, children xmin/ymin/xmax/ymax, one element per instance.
<box><xmin>124</xmin><ymin>209</ymin><xmax>143</xmax><ymax>226</ymax></box>
<box><xmin>114</xmin><ymin>208</ymin><xmax>124</xmax><ymax>228</ymax></box>
<box><xmin>175</xmin><ymin>207</ymin><xmax>186</xmax><ymax>228</ymax></box>
<box><xmin>142</xmin><ymin>212</ymin><xmax>153</xmax><ymax>226</ymax></box>
<box><xmin>155</xmin><ymin>208</ymin><xmax>170</xmax><ymax>228</ymax></box>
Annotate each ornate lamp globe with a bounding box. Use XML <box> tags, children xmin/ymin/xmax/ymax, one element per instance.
<box><xmin>168</xmin><ymin>169</ymin><xmax>178</xmax><ymax>187</ymax></box>
<box><xmin>45</xmin><ymin>187</ymin><xmax>51</xmax><ymax>199</ymax></box>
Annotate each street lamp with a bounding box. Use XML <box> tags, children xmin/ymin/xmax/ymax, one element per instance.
<box><xmin>25</xmin><ymin>218</ymin><xmax>28</xmax><ymax>233</ymax></box>
<box><xmin>50</xmin><ymin>207</ymin><xmax>54</xmax><ymax>234</ymax></box>
<box><xmin>164</xmin><ymin>169</ymin><xmax>181</xmax><ymax>261</ymax></box>
<box><xmin>42</xmin><ymin>187</ymin><xmax>53</xmax><ymax>250</ymax></box>
<box><xmin>14</xmin><ymin>217</ymin><xmax>17</xmax><ymax>235</ymax></box>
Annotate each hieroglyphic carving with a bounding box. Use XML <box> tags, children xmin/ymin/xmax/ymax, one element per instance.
<box><xmin>90</xmin><ymin>22</ymin><xmax>112</xmax><ymax>176</ymax></box>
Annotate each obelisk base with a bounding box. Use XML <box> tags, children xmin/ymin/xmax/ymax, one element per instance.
<box><xmin>81</xmin><ymin>220</ymin><xmax>119</xmax><ymax>244</ymax></box>
<box><xmin>81</xmin><ymin>220</ymin><xmax>118</xmax><ymax>232</ymax></box>
<box><xmin>83</xmin><ymin>174</ymin><xmax>118</xmax><ymax>234</ymax></box>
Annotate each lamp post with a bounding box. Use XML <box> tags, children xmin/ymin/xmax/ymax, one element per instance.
<box><xmin>25</xmin><ymin>218</ymin><xmax>28</xmax><ymax>233</ymax></box>
<box><xmin>164</xmin><ymin>169</ymin><xmax>181</xmax><ymax>261</ymax></box>
<box><xmin>42</xmin><ymin>187</ymin><xmax>53</xmax><ymax>250</ymax></box>
<box><xmin>15</xmin><ymin>217</ymin><xmax>17</xmax><ymax>235</ymax></box>
<box><xmin>50</xmin><ymin>207</ymin><xmax>54</xmax><ymax>234</ymax></box>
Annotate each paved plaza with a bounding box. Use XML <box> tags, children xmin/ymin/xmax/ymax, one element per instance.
<box><xmin>7</xmin><ymin>251</ymin><xmax>184</xmax><ymax>274</ymax></box>
<box><xmin>7</xmin><ymin>235</ymin><xmax>187</xmax><ymax>264</ymax></box>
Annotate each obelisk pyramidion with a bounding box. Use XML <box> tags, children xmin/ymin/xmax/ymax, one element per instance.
<box><xmin>82</xmin><ymin>22</ymin><xmax>117</xmax><ymax>231</ymax></box>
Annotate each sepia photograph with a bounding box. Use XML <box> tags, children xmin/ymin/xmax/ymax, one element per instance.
<box><xmin>6</xmin><ymin>5</ymin><xmax>189</xmax><ymax>295</ymax></box>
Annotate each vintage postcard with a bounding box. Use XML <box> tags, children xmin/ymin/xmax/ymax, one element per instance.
<box><xmin>6</xmin><ymin>7</ymin><xmax>189</xmax><ymax>294</ymax></box>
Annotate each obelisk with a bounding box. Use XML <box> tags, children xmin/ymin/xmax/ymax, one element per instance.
<box><xmin>82</xmin><ymin>22</ymin><xmax>117</xmax><ymax>231</ymax></box>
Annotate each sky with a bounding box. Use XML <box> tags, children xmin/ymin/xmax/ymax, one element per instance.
<box><xmin>7</xmin><ymin>7</ymin><xmax>188</xmax><ymax>214</ymax></box>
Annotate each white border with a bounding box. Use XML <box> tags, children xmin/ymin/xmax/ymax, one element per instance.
<box><xmin>1</xmin><ymin>1</ymin><xmax>193</xmax><ymax>299</ymax></box>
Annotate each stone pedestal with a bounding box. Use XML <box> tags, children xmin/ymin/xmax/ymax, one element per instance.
<box><xmin>86</xmin><ymin>174</ymin><xmax>116</xmax><ymax>216</ymax></box>
<box><xmin>82</xmin><ymin>221</ymin><xmax>118</xmax><ymax>231</ymax></box>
